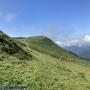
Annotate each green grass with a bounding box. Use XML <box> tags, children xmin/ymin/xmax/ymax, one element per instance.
<box><xmin>16</xmin><ymin>36</ymin><xmax>81</xmax><ymax>61</ymax></box>
<box><xmin>0</xmin><ymin>50</ymin><xmax>90</xmax><ymax>90</ymax></box>
<box><xmin>0</xmin><ymin>34</ymin><xmax>90</xmax><ymax>90</ymax></box>
<box><xmin>0</xmin><ymin>31</ymin><xmax>32</xmax><ymax>59</ymax></box>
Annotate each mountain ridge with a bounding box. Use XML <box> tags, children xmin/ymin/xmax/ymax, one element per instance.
<box><xmin>15</xmin><ymin>36</ymin><xmax>83</xmax><ymax>61</ymax></box>
<box><xmin>65</xmin><ymin>44</ymin><xmax>90</xmax><ymax>60</ymax></box>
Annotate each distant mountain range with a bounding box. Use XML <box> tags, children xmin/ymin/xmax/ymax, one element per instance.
<box><xmin>65</xmin><ymin>43</ymin><xmax>90</xmax><ymax>60</ymax></box>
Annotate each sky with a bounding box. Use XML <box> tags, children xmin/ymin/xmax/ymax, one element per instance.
<box><xmin>0</xmin><ymin>0</ymin><xmax>90</xmax><ymax>46</ymax></box>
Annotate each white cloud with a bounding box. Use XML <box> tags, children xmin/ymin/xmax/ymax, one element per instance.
<box><xmin>0</xmin><ymin>12</ymin><xmax>16</xmax><ymax>22</ymax></box>
<box><xmin>56</xmin><ymin>39</ymin><xmax>80</xmax><ymax>47</ymax></box>
<box><xmin>42</xmin><ymin>24</ymin><xmax>76</xmax><ymax>41</ymax></box>
<box><xmin>4</xmin><ymin>13</ymin><xmax>16</xmax><ymax>22</ymax></box>
<box><xmin>56</xmin><ymin>41</ymin><xmax>65</xmax><ymax>46</ymax></box>
<box><xmin>84</xmin><ymin>35</ymin><xmax>90</xmax><ymax>42</ymax></box>
<box><xmin>56</xmin><ymin>35</ymin><xmax>90</xmax><ymax>47</ymax></box>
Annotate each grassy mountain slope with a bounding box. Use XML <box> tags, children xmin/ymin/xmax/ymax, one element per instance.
<box><xmin>0</xmin><ymin>31</ymin><xmax>32</xmax><ymax>60</ymax></box>
<box><xmin>16</xmin><ymin>36</ymin><xmax>81</xmax><ymax>62</ymax></box>
<box><xmin>0</xmin><ymin>33</ymin><xmax>90</xmax><ymax>90</ymax></box>
<box><xmin>0</xmin><ymin>50</ymin><xmax>90</xmax><ymax>90</ymax></box>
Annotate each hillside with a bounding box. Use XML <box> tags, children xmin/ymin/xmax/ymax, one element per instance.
<box><xmin>0</xmin><ymin>31</ymin><xmax>32</xmax><ymax>60</ymax></box>
<box><xmin>16</xmin><ymin>36</ymin><xmax>81</xmax><ymax>62</ymax></box>
<box><xmin>0</xmin><ymin>33</ymin><xmax>90</xmax><ymax>90</ymax></box>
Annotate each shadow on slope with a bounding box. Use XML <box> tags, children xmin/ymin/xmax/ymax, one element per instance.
<box><xmin>0</xmin><ymin>31</ymin><xmax>32</xmax><ymax>60</ymax></box>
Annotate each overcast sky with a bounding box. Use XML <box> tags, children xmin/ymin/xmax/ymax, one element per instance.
<box><xmin>0</xmin><ymin>0</ymin><xmax>90</xmax><ymax>46</ymax></box>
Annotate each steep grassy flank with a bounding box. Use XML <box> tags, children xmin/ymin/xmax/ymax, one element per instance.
<box><xmin>16</xmin><ymin>36</ymin><xmax>83</xmax><ymax>62</ymax></box>
<box><xmin>0</xmin><ymin>50</ymin><xmax>90</xmax><ymax>90</ymax></box>
<box><xmin>0</xmin><ymin>31</ymin><xmax>32</xmax><ymax>59</ymax></box>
